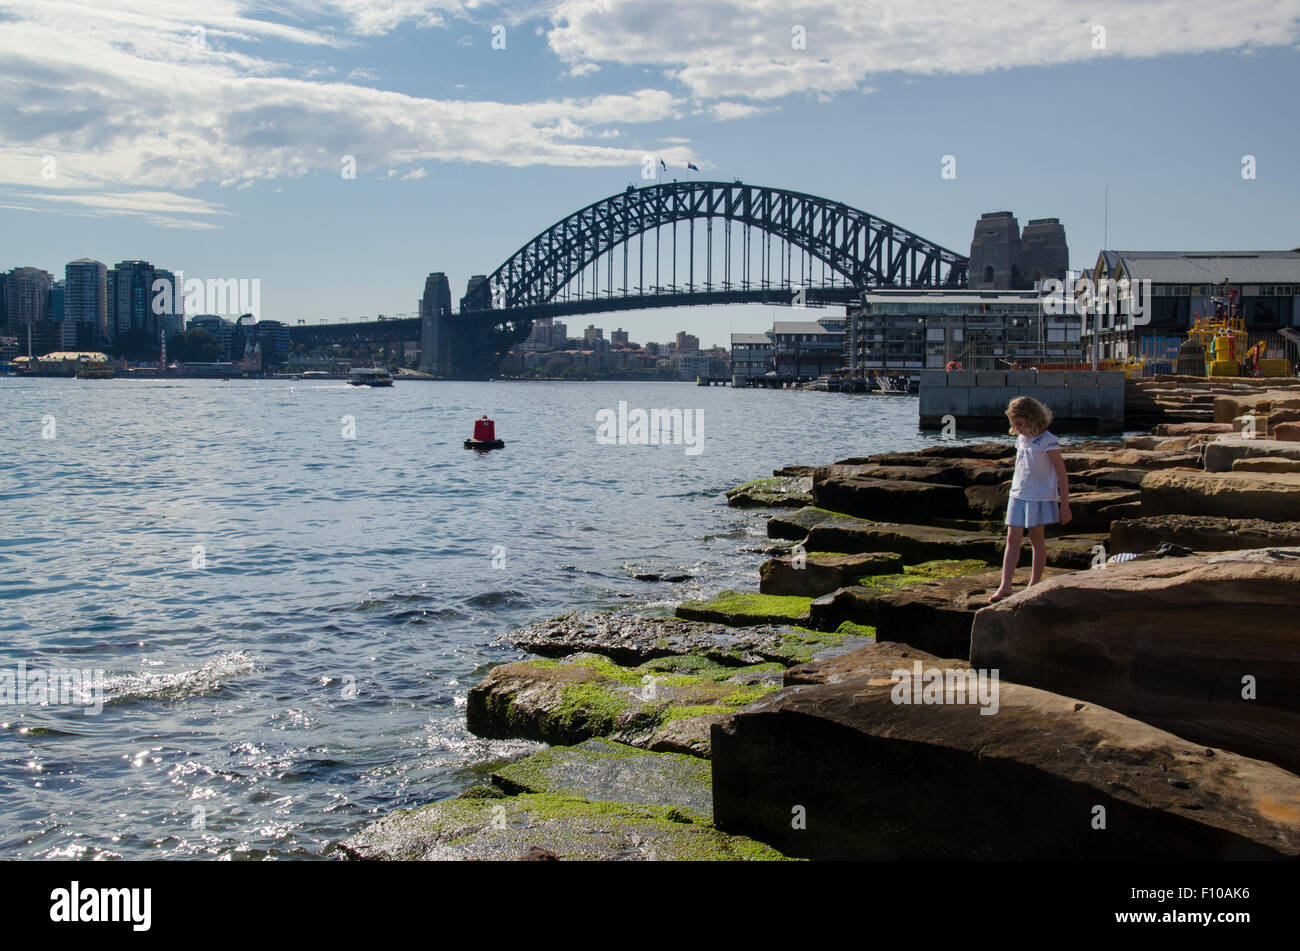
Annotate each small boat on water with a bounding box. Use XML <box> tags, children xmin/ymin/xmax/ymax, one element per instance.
<box><xmin>349</xmin><ymin>368</ymin><xmax>394</xmax><ymax>387</ymax></box>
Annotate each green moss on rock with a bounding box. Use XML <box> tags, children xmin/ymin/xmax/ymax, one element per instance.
<box><xmin>676</xmin><ymin>590</ymin><xmax>813</xmax><ymax>626</ymax></box>
<box><xmin>903</xmin><ymin>558</ymin><xmax>992</xmax><ymax>578</ymax></box>
<box><xmin>340</xmin><ymin>791</ymin><xmax>796</xmax><ymax>861</ymax></box>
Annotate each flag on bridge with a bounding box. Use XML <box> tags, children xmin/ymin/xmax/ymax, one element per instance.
<box><xmin>687</xmin><ymin>162</ymin><xmax>699</xmax><ymax>172</ymax></box>
<box><xmin>660</xmin><ymin>159</ymin><xmax>667</xmax><ymax>171</ymax></box>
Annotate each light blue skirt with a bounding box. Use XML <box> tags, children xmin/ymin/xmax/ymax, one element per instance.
<box><xmin>1006</xmin><ymin>497</ymin><xmax>1059</xmax><ymax>528</ymax></box>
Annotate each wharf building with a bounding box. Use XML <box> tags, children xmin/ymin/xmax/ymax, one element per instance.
<box><xmin>845</xmin><ymin>288</ymin><xmax>1083</xmax><ymax>375</ymax></box>
<box><xmin>730</xmin><ymin>317</ymin><xmax>846</xmax><ymax>384</ymax></box>
<box><xmin>844</xmin><ymin>211</ymin><xmax>1076</xmax><ymax>376</ymax></box>
<box><xmin>1079</xmin><ymin>250</ymin><xmax>1300</xmax><ymax>366</ymax></box>
<box><xmin>730</xmin><ymin>333</ymin><xmax>775</xmax><ymax>385</ymax></box>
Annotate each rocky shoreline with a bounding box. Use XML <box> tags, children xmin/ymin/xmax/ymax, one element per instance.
<box><xmin>339</xmin><ymin>377</ymin><xmax>1300</xmax><ymax>861</ymax></box>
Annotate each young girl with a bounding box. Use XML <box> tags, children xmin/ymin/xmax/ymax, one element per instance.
<box><xmin>988</xmin><ymin>396</ymin><xmax>1071</xmax><ymax>602</ymax></box>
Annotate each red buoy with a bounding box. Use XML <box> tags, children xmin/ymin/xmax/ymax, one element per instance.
<box><xmin>464</xmin><ymin>415</ymin><xmax>505</xmax><ymax>450</ymax></box>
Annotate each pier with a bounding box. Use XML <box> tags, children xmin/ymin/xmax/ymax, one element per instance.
<box><xmin>918</xmin><ymin>368</ymin><xmax>1127</xmax><ymax>433</ymax></box>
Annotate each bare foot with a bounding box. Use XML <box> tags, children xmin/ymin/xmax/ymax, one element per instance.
<box><xmin>987</xmin><ymin>588</ymin><xmax>1013</xmax><ymax>603</ymax></box>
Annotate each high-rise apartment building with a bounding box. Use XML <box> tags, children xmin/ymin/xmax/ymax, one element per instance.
<box><xmin>65</xmin><ymin>258</ymin><xmax>108</xmax><ymax>339</ymax></box>
<box><xmin>2</xmin><ymin>267</ymin><xmax>53</xmax><ymax>331</ymax></box>
<box><xmin>108</xmin><ymin>260</ymin><xmax>157</xmax><ymax>340</ymax></box>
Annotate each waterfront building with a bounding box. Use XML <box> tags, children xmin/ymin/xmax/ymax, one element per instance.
<box><xmin>2</xmin><ymin>267</ymin><xmax>53</xmax><ymax>332</ymax></box>
<box><xmin>223</xmin><ymin>314</ymin><xmax>287</xmax><ymax>366</ymax></box>
<box><xmin>240</xmin><ymin>338</ymin><xmax>262</xmax><ymax>374</ymax></box>
<box><xmin>189</xmin><ymin>315</ymin><xmax>236</xmax><ymax>359</ymax></box>
<box><xmin>611</xmin><ymin>327</ymin><xmax>629</xmax><ymax>346</ymax></box>
<box><xmin>66</xmin><ymin>259</ymin><xmax>108</xmax><ymax>341</ymax></box>
<box><xmin>583</xmin><ymin>324</ymin><xmax>604</xmax><ymax>346</ymax></box>
<box><xmin>254</xmin><ymin>319</ymin><xmax>289</xmax><ymax>365</ymax></box>
<box><xmin>845</xmin><ymin>289</ymin><xmax>1082</xmax><ymax>374</ymax></box>
<box><xmin>1078</xmin><ymin>250</ymin><xmax>1300</xmax><ymax>363</ymax></box>
<box><xmin>771</xmin><ymin>319</ymin><xmax>844</xmax><ymax>378</ymax></box>
<box><xmin>670</xmin><ymin>350</ymin><xmax>710</xmax><ymax>380</ymax></box>
<box><xmin>675</xmin><ymin>331</ymin><xmax>700</xmax><ymax>353</ymax></box>
<box><xmin>730</xmin><ymin>332</ymin><xmax>774</xmax><ymax>384</ymax></box>
<box><xmin>1081</xmin><ymin>249</ymin><xmax>1294</xmax><ymax>327</ymax></box>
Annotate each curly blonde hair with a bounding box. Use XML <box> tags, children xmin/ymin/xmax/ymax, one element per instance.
<box><xmin>1006</xmin><ymin>396</ymin><xmax>1053</xmax><ymax>436</ymax></box>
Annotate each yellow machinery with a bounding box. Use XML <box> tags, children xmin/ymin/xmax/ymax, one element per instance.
<box><xmin>1181</xmin><ymin>281</ymin><xmax>1291</xmax><ymax>377</ymax></box>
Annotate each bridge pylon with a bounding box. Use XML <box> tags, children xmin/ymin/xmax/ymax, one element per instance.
<box><xmin>419</xmin><ymin>272</ymin><xmax>452</xmax><ymax>377</ymax></box>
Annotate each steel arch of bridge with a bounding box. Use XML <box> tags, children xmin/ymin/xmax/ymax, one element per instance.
<box><xmin>459</xmin><ymin>180</ymin><xmax>968</xmax><ymax>314</ymax></box>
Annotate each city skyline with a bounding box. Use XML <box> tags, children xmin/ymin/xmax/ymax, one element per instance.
<box><xmin>2</xmin><ymin>1</ymin><xmax>1298</xmax><ymax>346</ymax></box>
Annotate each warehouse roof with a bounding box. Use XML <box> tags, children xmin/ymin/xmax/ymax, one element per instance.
<box><xmin>771</xmin><ymin>321</ymin><xmax>838</xmax><ymax>335</ymax></box>
<box><xmin>1106</xmin><ymin>251</ymin><xmax>1300</xmax><ymax>284</ymax></box>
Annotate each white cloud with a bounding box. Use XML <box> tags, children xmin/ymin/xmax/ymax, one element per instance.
<box><xmin>0</xmin><ymin>0</ymin><xmax>692</xmax><ymax>225</ymax></box>
<box><xmin>0</xmin><ymin>187</ymin><xmax>229</xmax><ymax>229</ymax></box>
<box><xmin>547</xmin><ymin>0</ymin><xmax>1300</xmax><ymax>100</ymax></box>
<box><xmin>704</xmin><ymin>101</ymin><xmax>768</xmax><ymax>121</ymax></box>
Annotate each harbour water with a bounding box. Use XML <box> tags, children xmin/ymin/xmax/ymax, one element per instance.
<box><xmin>0</xmin><ymin>378</ymin><xmax>942</xmax><ymax>859</ymax></box>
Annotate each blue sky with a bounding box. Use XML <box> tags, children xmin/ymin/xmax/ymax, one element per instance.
<box><xmin>2</xmin><ymin>0</ymin><xmax>1298</xmax><ymax>348</ymax></box>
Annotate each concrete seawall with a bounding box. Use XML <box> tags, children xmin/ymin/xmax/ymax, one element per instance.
<box><xmin>919</xmin><ymin>369</ymin><xmax>1126</xmax><ymax>433</ymax></box>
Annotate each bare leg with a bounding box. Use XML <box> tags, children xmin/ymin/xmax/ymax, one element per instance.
<box><xmin>1028</xmin><ymin>524</ymin><xmax>1047</xmax><ymax>585</ymax></box>
<box><xmin>990</xmin><ymin>525</ymin><xmax>1024</xmax><ymax>600</ymax></box>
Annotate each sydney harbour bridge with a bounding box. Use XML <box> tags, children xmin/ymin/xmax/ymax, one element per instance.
<box><xmin>287</xmin><ymin>180</ymin><xmax>970</xmax><ymax>378</ymax></box>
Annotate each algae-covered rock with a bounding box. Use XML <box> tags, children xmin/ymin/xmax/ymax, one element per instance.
<box><xmin>500</xmin><ymin>610</ymin><xmax>804</xmax><ymax>667</ymax></box>
<box><xmin>808</xmin><ymin>563</ymin><xmax>1058</xmax><ymax>635</ymax></box>
<box><xmin>804</xmin><ymin>520</ymin><xmax>1006</xmax><ymax>563</ymax></box>
<box><xmin>466</xmin><ymin>652</ymin><xmax>786</xmax><ymax>756</ymax></box>
<box><xmin>491</xmin><ymin>737</ymin><xmax>713</xmax><ymax>823</ymax></box>
<box><xmin>783</xmin><ymin>641</ymin><xmax>956</xmax><ymax>686</ymax></box>
<box><xmin>339</xmin><ymin>792</ymin><xmax>793</xmax><ymax>861</ymax></box>
<box><xmin>765</xmin><ymin>505</ymin><xmax>872</xmax><ymax>541</ymax></box>
<box><xmin>725</xmin><ymin>475</ymin><xmax>813</xmax><ymax>508</ymax></box>
<box><xmin>759</xmin><ymin>551</ymin><xmax>903</xmax><ymax>596</ymax></box>
<box><xmin>675</xmin><ymin>590</ymin><xmax>813</xmax><ymax>627</ymax></box>
<box><xmin>877</xmin><ymin>567</ymin><xmax>1070</xmax><ymax>659</ymax></box>
<box><xmin>812</xmin><ymin>470</ymin><xmax>970</xmax><ymax>522</ymax></box>
<box><xmin>901</xmin><ymin>558</ymin><xmax>991</xmax><ymax>579</ymax></box>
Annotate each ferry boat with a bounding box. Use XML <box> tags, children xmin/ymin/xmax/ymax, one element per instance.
<box><xmin>76</xmin><ymin>359</ymin><xmax>115</xmax><ymax>379</ymax></box>
<box><xmin>348</xmin><ymin>367</ymin><xmax>394</xmax><ymax>387</ymax></box>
